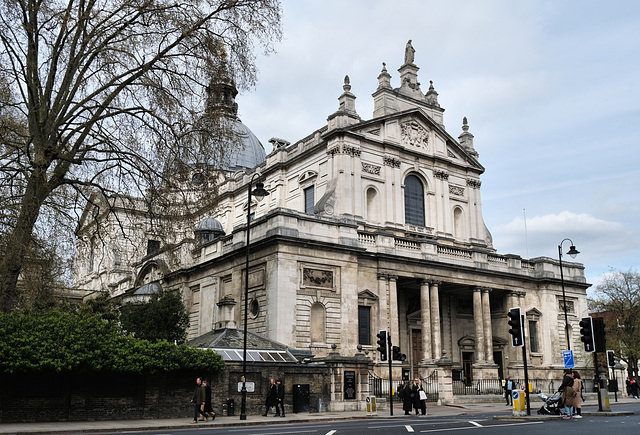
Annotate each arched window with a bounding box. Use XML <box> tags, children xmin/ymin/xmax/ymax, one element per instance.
<box><xmin>404</xmin><ymin>175</ymin><xmax>425</xmax><ymax>226</ymax></box>
<box><xmin>310</xmin><ymin>302</ymin><xmax>326</xmax><ymax>343</ymax></box>
<box><xmin>366</xmin><ymin>187</ymin><xmax>379</xmax><ymax>223</ymax></box>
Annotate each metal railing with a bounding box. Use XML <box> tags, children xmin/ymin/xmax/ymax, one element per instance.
<box><xmin>452</xmin><ymin>378</ymin><xmax>559</xmax><ymax>395</ymax></box>
<box><xmin>369</xmin><ymin>372</ymin><xmax>439</xmax><ymax>403</ymax></box>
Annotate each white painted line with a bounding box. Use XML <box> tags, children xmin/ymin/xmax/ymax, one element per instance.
<box><xmin>326</xmin><ymin>431</ymin><xmax>337</xmax><ymax>435</ymax></box>
<box><xmin>469</xmin><ymin>421</ymin><xmax>483</xmax><ymax>427</ymax></box>
<box><xmin>419</xmin><ymin>420</ymin><xmax>544</xmax><ymax>432</ymax></box>
<box><xmin>405</xmin><ymin>425</ymin><xmax>415</xmax><ymax>432</ymax></box>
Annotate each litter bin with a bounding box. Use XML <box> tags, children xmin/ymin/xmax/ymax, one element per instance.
<box><xmin>292</xmin><ymin>384</ymin><xmax>310</xmax><ymax>413</ymax></box>
<box><xmin>226</xmin><ymin>398</ymin><xmax>235</xmax><ymax>416</ymax></box>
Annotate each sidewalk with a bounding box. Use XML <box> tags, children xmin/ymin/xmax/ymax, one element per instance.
<box><xmin>0</xmin><ymin>398</ymin><xmax>637</xmax><ymax>434</ymax></box>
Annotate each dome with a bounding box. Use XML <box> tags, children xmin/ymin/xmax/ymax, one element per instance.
<box><xmin>195</xmin><ymin>217</ymin><xmax>225</xmax><ymax>234</ymax></box>
<box><xmin>223</xmin><ymin>119</ymin><xmax>266</xmax><ymax>171</ymax></box>
<box><xmin>195</xmin><ymin>217</ymin><xmax>225</xmax><ymax>243</ymax></box>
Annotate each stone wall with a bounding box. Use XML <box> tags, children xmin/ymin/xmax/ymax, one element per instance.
<box><xmin>0</xmin><ymin>362</ymin><xmax>333</xmax><ymax>423</ymax></box>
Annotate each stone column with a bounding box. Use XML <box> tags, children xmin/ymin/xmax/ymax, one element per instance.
<box><xmin>377</xmin><ymin>273</ymin><xmax>388</xmax><ymax>331</ymax></box>
<box><xmin>389</xmin><ymin>275</ymin><xmax>399</xmax><ymax>346</ymax></box>
<box><xmin>473</xmin><ymin>287</ymin><xmax>485</xmax><ymax>363</ymax></box>
<box><xmin>481</xmin><ymin>288</ymin><xmax>493</xmax><ymax>364</ymax></box>
<box><xmin>430</xmin><ymin>280</ymin><xmax>442</xmax><ymax>360</ymax></box>
<box><xmin>420</xmin><ymin>279</ymin><xmax>432</xmax><ymax>362</ymax></box>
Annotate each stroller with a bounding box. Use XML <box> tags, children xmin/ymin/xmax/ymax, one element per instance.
<box><xmin>536</xmin><ymin>392</ymin><xmax>563</xmax><ymax>415</ymax></box>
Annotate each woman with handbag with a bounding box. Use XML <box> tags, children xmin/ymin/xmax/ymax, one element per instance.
<box><xmin>412</xmin><ymin>378</ymin><xmax>427</xmax><ymax>415</ymax></box>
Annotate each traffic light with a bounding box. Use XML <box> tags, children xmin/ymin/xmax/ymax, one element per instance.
<box><xmin>606</xmin><ymin>350</ymin><xmax>615</xmax><ymax>367</ymax></box>
<box><xmin>376</xmin><ymin>330</ymin><xmax>388</xmax><ymax>361</ymax></box>
<box><xmin>507</xmin><ymin>307</ymin><xmax>524</xmax><ymax>347</ymax></box>
<box><xmin>579</xmin><ymin>317</ymin><xmax>595</xmax><ymax>352</ymax></box>
<box><xmin>392</xmin><ymin>346</ymin><xmax>406</xmax><ymax>361</ymax></box>
<box><xmin>593</xmin><ymin>317</ymin><xmax>606</xmax><ymax>352</ymax></box>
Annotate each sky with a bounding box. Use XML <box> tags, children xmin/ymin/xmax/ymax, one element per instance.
<box><xmin>236</xmin><ymin>0</ymin><xmax>640</xmax><ymax>294</ymax></box>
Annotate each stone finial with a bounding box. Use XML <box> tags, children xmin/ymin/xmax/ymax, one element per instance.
<box><xmin>377</xmin><ymin>62</ymin><xmax>392</xmax><ymax>90</ymax></box>
<box><xmin>425</xmin><ymin>80</ymin><xmax>439</xmax><ymax>107</ymax></box>
<box><xmin>343</xmin><ymin>75</ymin><xmax>351</xmax><ymax>92</ymax></box>
<box><xmin>404</xmin><ymin>39</ymin><xmax>415</xmax><ymax>64</ymax></box>
<box><xmin>459</xmin><ymin>116</ymin><xmax>478</xmax><ymax>159</ymax></box>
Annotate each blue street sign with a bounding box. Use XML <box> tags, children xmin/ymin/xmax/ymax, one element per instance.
<box><xmin>563</xmin><ymin>350</ymin><xmax>575</xmax><ymax>369</ymax></box>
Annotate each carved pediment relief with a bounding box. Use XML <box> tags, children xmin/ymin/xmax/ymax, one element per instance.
<box><xmin>400</xmin><ymin>120</ymin><xmax>429</xmax><ymax>148</ymax></box>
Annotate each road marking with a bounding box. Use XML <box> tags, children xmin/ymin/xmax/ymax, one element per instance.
<box><xmin>419</xmin><ymin>421</ymin><xmax>544</xmax><ymax>432</ymax></box>
<box><xmin>468</xmin><ymin>421</ymin><xmax>482</xmax><ymax>427</ymax></box>
<box><xmin>326</xmin><ymin>431</ymin><xmax>337</xmax><ymax>435</ymax></box>
<box><xmin>405</xmin><ymin>425</ymin><xmax>415</xmax><ymax>432</ymax></box>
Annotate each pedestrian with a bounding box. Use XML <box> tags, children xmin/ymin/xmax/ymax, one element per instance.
<box><xmin>572</xmin><ymin>371</ymin><xmax>582</xmax><ymax>418</ymax></box>
<box><xmin>190</xmin><ymin>377</ymin><xmax>207</xmax><ymax>424</ymax></box>
<box><xmin>504</xmin><ymin>376</ymin><xmax>514</xmax><ymax>406</ymax></box>
<box><xmin>412</xmin><ymin>378</ymin><xmax>427</xmax><ymax>415</ymax></box>
<box><xmin>263</xmin><ymin>378</ymin><xmax>278</xmax><ymax>416</ymax></box>
<box><xmin>400</xmin><ymin>381</ymin><xmax>413</xmax><ymax>415</ymax></box>
<box><xmin>625</xmin><ymin>377</ymin><xmax>631</xmax><ymax>397</ymax></box>
<box><xmin>275</xmin><ymin>379</ymin><xmax>285</xmax><ymax>417</ymax></box>
<box><xmin>558</xmin><ymin>370</ymin><xmax>575</xmax><ymax>419</ymax></box>
<box><xmin>632</xmin><ymin>378</ymin><xmax>640</xmax><ymax>399</ymax></box>
<box><xmin>203</xmin><ymin>379</ymin><xmax>215</xmax><ymax>421</ymax></box>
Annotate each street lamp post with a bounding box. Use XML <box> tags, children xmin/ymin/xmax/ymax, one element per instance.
<box><xmin>240</xmin><ymin>174</ymin><xmax>269</xmax><ymax>420</ymax></box>
<box><xmin>558</xmin><ymin>238</ymin><xmax>580</xmax><ymax>351</ymax></box>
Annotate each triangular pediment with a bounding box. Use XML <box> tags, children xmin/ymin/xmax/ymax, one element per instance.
<box><xmin>358</xmin><ymin>289</ymin><xmax>378</xmax><ymax>300</ymax></box>
<box><xmin>345</xmin><ymin>108</ymin><xmax>484</xmax><ymax>173</ymax></box>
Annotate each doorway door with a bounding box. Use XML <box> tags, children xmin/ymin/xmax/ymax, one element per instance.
<box><xmin>411</xmin><ymin>329</ymin><xmax>422</xmax><ymax>377</ymax></box>
<box><xmin>462</xmin><ymin>352</ymin><xmax>473</xmax><ymax>385</ymax></box>
<box><xmin>493</xmin><ymin>351</ymin><xmax>503</xmax><ymax>380</ymax></box>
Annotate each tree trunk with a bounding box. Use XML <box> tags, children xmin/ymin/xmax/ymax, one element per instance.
<box><xmin>0</xmin><ymin>168</ymin><xmax>50</xmax><ymax>312</ymax></box>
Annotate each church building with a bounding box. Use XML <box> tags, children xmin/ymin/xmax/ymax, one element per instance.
<box><xmin>73</xmin><ymin>42</ymin><xmax>590</xmax><ymax>397</ymax></box>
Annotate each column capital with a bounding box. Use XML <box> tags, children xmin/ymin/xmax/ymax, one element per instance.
<box><xmin>377</xmin><ymin>272</ymin><xmax>387</xmax><ymax>280</ymax></box>
<box><xmin>429</xmin><ymin>279</ymin><xmax>441</xmax><ymax>286</ymax></box>
<box><xmin>388</xmin><ymin>274</ymin><xmax>398</xmax><ymax>282</ymax></box>
<box><xmin>480</xmin><ymin>287</ymin><xmax>492</xmax><ymax>294</ymax></box>
<box><xmin>419</xmin><ymin>279</ymin><xmax>430</xmax><ymax>286</ymax></box>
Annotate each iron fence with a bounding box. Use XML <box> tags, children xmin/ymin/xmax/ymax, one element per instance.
<box><xmin>452</xmin><ymin>378</ymin><xmax>560</xmax><ymax>395</ymax></box>
<box><xmin>368</xmin><ymin>371</ymin><xmax>439</xmax><ymax>402</ymax></box>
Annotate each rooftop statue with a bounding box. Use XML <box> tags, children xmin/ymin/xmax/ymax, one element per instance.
<box><xmin>404</xmin><ymin>39</ymin><xmax>415</xmax><ymax>64</ymax></box>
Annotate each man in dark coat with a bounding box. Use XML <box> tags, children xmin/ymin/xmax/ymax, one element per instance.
<box><xmin>203</xmin><ymin>379</ymin><xmax>215</xmax><ymax>420</ymax></box>
<box><xmin>190</xmin><ymin>377</ymin><xmax>206</xmax><ymax>423</ymax></box>
<box><xmin>275</xmin><ymin>379</ymin><xmax>285</xmax><ymax>417</ymax></box>
<box><xmin>263</xmin><ymin>379</ymin><xmax>278</xmax><ymax>416</ymax></box>
<box><xmin>400</xmin><ymin>381</ymin><xmax>413</xmax><ymax>415</ymax></box>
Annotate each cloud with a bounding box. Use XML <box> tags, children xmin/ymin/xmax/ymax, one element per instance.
<box><xmin>491</xmin><ymin>211</ymin><xmax>640</xmax><ymax>288</ymax></box>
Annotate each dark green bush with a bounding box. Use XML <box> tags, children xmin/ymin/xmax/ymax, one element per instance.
<box><xmin>0</xmin><ymin>310</ymin><xmax>224</xmax><ymax>374</ymax></box>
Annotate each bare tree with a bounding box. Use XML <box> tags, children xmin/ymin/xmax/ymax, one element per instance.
<box><xmin>590</xmin><ymin>268</ymin><xmax>640</xmax><ymax>377</ymax></box>
<box><xmin>0</xmin><ymin>0</ymin><xmax>282</xmax><ymax>312</ymax></box>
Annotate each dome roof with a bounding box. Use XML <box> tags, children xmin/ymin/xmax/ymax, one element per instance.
<box><xmin>223</xmin><ymin>119</ymin><xmax>266</xmax><ymax>171</ymax></box>
<box><xmin>195</xmin><ymin>217</ymin><xmax>225</xmax><ymax>234</ymax></box>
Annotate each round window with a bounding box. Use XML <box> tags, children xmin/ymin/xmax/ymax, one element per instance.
<box><xmin>249</xmin><ymin>299</ymin><xmax>259</xmax><ymax>318</ymax></box>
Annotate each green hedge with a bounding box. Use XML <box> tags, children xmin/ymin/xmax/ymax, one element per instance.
<box><xmin>0</xmin><ymin>311</ymin><xmax>224</xmax><ymax>374</ymax></box>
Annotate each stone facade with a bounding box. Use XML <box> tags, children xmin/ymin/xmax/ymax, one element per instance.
<box><xmin>73</xmin><ymin>42</ymin><xmax>590</xmax><ymax>404</ymax></box>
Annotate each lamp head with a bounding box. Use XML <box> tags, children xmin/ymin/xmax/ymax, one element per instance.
<box><xmin>567</xmin><ymin>245</ymin><xmax>580</xmax><ymax>259</ymax></box>
<box><xmin>252</xmin><ymin>182</ymin><xmax>269</xmax><ymax>202</ymax></box>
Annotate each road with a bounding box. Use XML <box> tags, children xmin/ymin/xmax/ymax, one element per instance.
<box><xmin>84</xmin><ymin>404</ymin><xmax>639</xmax><ymax>435</ymax></box>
